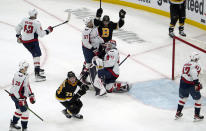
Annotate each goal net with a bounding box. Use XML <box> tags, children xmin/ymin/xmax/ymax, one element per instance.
<box><xmin>172</xmin><ymin>36</ymin><xmax>206</xmax><ymax>94</ymax></box>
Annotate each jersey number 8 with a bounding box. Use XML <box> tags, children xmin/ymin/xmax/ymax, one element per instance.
<box><xmin>102</xmin><ymin>28</ymin><xmax>110</xmax><ymax>37</ymax></box>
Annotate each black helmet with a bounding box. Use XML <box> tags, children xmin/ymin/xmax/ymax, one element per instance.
<box><xmin>67</xmin><ymin>71</ymin><xmax>75</xmax><ymax>78</ymax></box>
<box><xmin>103</xmin><ymin>15</ymin><xmax>110</xmax><ymax>22</ymax></box>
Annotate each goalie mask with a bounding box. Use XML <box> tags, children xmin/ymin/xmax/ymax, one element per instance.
<box><xmin>190</xmin><ymin>52</ymin><xmax>200</xmax><ymax>62</ymax></box>
<box><xmin>83</xmin><ymin>16</ymin><xmax>94</xmax><ymax>28</ymax></box>
<box><xmin>105</xmin><ymin>40</ymin><xmax>117</xmax><ymax>52</ymax></box>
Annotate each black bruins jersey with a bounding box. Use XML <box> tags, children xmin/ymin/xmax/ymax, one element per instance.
<box><xmin>56</xmin><ymin>78</ymin><xmax>83</xmax><ymax>102</ymax></box>
<box><xmin>94</xmin><ymin>19</ymin><xmax>124</xmax><ymax>42</ymax></box>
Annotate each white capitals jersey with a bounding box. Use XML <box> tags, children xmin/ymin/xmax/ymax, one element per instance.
<box><xmin>82</xmin><ymin>27</ymin><xmax>104</xmax><ymax>49</ymax></box>
<box><xmin>103</xmin><ymin>48</ymin><xmax>120</xmax><ymax>76</ymax></box>
<box><xmin>181</xmin><ymin>61</ymin><xmax>201</xmax><ymax>83</ymax></box>
<box><xmin>15</xmin><ymin>17</ymin><xmax>47</xmax><ymax>43</ymax></box>
<box><xmin>10</xmin><ymin>71</ymin><xmax>33</xmax><ymax>99</ymax></box>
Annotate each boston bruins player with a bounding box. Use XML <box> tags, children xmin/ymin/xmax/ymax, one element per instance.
<box><xmin>169</xmin><ymin>0</ymin><xmax>186</xmax><ymax>38</ymax></box>
<box><xmin>56</xmin><ymin>71</ymin><xmax>89</xmax><ymax>119</ymax></box>
<box><xmin>94</xmin><ymin>8</ymin><xmax>126</xmax><ymax>58</ymax></box>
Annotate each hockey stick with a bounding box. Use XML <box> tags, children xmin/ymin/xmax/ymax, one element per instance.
<box><xmin>119</xmin><ymin>54</ymin><xmax>130</xmax><ymax>66</ymax></box>
<box><xmin>100</xmin><ymin>0</ymin><xmax>102</xmax><ymax>8</ymax></box>
<box><xmin>52</xmin><ymin>9</ymin><xmax>71</xmax><ymax>28</ymax></box>
<box><xmin>4</xmin><ymin>90</ymin><xmax>44</xmax><ymax>122</ymax></box>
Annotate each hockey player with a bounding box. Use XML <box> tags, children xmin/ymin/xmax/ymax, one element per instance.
<box><xmin>94</xmin><ymin>8</ymin><xmax>126</xmax><ymax>58</ymax></box>
<box><xmin>91</xmin><ymin>40</ymin><xmax>129</xmax><ymax>93</ymax></box>
<box><xmin>80</xmin><ymin>16</ymin><xmax>104</xmax><ymax>85</ymax></box>
<box><xmin>9</xmin><ymin>61</ymin><xmax>35</xmax><ymax>131</ymax></box>
<box><xmin>15</xmin><ymin>9</ymin><xmax>53</xmax><ymax>82</ymax></box>
<box><xmin>56</xmin><ymin>71</ymin><xmax>89</xmax><ymax>119</ymax></box>
<box><xmin>175</xmin><ymin>52</ymin><xmax>204</xmax><ymax>121</ymax></box>
<box><xmin>169</xmin><ymin>0</ymin><xmax>186</xmax><ymax>38</ymax></box>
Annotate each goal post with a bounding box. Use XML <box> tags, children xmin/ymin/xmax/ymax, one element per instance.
<box><xmin>172</xmin><ymin>36</ymin><xmax>206</xmax><ymax>80</ymax></box>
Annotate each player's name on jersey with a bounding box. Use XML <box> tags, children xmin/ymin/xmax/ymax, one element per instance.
<box><xmin>70</xmin><ymin>8</ymin><xmax>146</xmax><ymax>44</ymax></box>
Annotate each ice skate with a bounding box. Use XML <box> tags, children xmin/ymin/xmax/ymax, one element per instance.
<box><xmin>22</xmin><ymin>128</ymin><xmax>28</xmax><ymax>131</ymax></box>
<box><xmin>9</xmin><ymin>120</ymin><xmax>21</xmax><ymax>131</ymax></box>
<box><xmin>72</xmin><ymin>114</ymin><xmax>83</xmax><ymax>119</ymax></box>
<box><xmin>35</xmin><ymin>74</ymin><xmax>46</xmax><ymax>82</ymax></box>
<box><xmin>62</xmin><ymin>109</ymin><xmax>72</xmax><ymax>119</ymax></box>
<box><xmin>39</xmin><ymin>68</ymin><xmax>45</xmax><ymax>75</ymax></box>
<box><xmin>194</xmin><ymin>114</ymin><xmax>204</xmax><ymax>122</ymax></box>
<box><xmin>179</xmin><ymin>30</ymin><xmax>186</xmax><ymax>37</ymax></box>
<box><xmin>175</xmin><ymin>111</ymin><xmax>183</xmax><ymax>120</ymax></box>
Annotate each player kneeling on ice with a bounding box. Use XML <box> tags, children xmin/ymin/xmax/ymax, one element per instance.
<box><xmin>9</xmin><ymin>61</ymin><xmax>36</xmax><ymax>131</ymax></box>
<box><xmin>90</xmin><ymin>40</ymin><xmax>129</xmax><ymax>94</ymax></box>
<box><xmin>56</xmin><ymin>71</ymin><xmax>89</xmax><ymax>119</ymax></box>
<box><xmin>175</xmin><ymin>52</ymin><xmax>204</xmax><ymax>121</ymax></box>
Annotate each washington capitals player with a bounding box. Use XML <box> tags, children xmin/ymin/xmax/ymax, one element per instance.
<box><xmin>9</xmin><ymin>61</ymin><xmax>35</xmax><ymax>131</ymax></box>
<box><xmin>15</xmin><ymin>9</ymin><xmax>53</xmax><ymax>82</ymax></box>
<box><xmin>80</xmin><ymin>16</ymin><xmax>104</xmax><ymax>85</ymax></box>
<box><xmin>91</xmin><ymin>40</ymin><xmax>129</xmax><ymax>93</ymax></box>
<box><xmin>175</xmin><ymin>52</ymin><xmax>204</xmax><ymax>121</ymax></box>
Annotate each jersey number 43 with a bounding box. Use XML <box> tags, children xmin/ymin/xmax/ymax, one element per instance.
<box><xmin>24</xmin><ymin>25</ymin><xmax>33</xmax><ymax>33</ymax></box>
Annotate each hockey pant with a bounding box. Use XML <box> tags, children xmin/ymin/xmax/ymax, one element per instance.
<box><xmin>60</xmin><ymin>99</ymin><xmax>83</xmax><ymax>115</ymax></box>
<box><xmin>11</xmin><ymin>96</ymin><xmax>29</xmax><ymax>129</ymax></box>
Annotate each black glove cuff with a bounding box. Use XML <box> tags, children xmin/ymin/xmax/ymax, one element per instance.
<box><xmin>16</xmin><ymin>34</ymin><xmax>21</xmax><ymax>38</ymax></box>
<box><xmin>193</xmin><ymin>79</ymin><xmax>199</xmax><ymax>85</ymax></box>
<box><xmin>45</xmin><ymin>30</ymin><xmax>49</xmax><ymax>35</ymax></box>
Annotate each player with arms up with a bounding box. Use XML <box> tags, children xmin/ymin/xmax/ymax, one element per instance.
<box><xmin>9</xmin><ymin>61</ymin><xmax>36</xmax><ymax>131</ymax></box>
<box><xmin>175</xmin><ymin>52</ymin><xmax>204</xmax><ymax>121</ymax></box>
<box><xmin>56</xmin><ymin>71</ymin><xmax>89</xmax><ymax>119</ymax></box>
<box><xmin>15</xmin><ymin>9</ymin><xmax>53</xmax><ymax>82</ymax></box>
<box><xmin>94</xmin><ymin>8</ymin><xmax>126</xmax><ymax>58</ymax></box>
<box><xmin>91</xmin><ymin>40</ymin><xmax>129</xmax><ymax>94</ymax></box>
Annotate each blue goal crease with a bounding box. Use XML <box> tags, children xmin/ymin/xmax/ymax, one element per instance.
<box><xmin>128</xmin><ymin>78</ymin><xmax>206</xmax><ymax>110</ymax></box>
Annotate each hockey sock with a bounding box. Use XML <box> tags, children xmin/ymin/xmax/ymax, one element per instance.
<box><xmin>21</xmin><ymin>121</ymin><xmax>28</xmax><ymax>129</ymax></box>
<box><xmin>34</xmin><ymin>57</ymin><xmax>40</xmax><ymax>74</ymax></box>
<box><xmin>177</xmin><ymin>104</ymin><xmax>184</xmax><ymax>113</ymax></box>
<box><xmin>12</xmin><ymin>116</ymin><xmax>20</xmax><ymax>124</ymax></box>
<box><xmin>21</xmin><ymin>110</ymin><xmax>29</xmax><ymax>129</ymax></box>
<box><xmin>194</xmin><ymin>100</ymin><xmax>201</xmax><ymax>115</ymax></box>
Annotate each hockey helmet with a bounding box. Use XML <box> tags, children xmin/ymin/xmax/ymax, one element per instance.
<box><xmin>67</xmin><ymin>71</ymin><xmax>76</xmax><ymax>78</ymax></box>
<box><xmin>29</xmin><ymin>9</ymin><xmax>38</xmax><ymax>17</ymax></box>
<box><xmin>102</xmin><ymin>15</ymin><xmax>110</xmax><ymax>22</ymax></box>
<box><xmin>190</xmin><ymin>52</ymin><xmax>200</xmax><ymax>62</ymax></box>
<box><xmin>19</xmin><ymin>60</ymin><xmax>29</xmax><ymax>71</ymax></box>
<box><xmin>83</xmin><ymin>16</ymin><xmax>94</xmax><ymax>26</ymax></box>
<box><xmin>105</xmin><ymin>40</ymin><xmax>117</xmax><ymax>52</ymax></box>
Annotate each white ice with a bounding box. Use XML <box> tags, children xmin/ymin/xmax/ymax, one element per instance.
<box><xmin>0</xmin><ymin>0</ymin><xmax>206</xmax><ymax>131</ymax></box>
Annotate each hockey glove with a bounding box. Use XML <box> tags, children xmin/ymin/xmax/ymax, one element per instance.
<box><xmin>45</xmin><ymin>26</ymin><xmax>53</xmax><ymax>34</ymax></box>
<box><xmin>70</xmin><ymin>94</ymin><xmax>81</xmax><ymax>102</ymax></box>
<box><xmin>29</xmin><ymin>93</ymin><xmax>36</xmax><ymax>104</ymax></box>
<box><xmin>96</xmin><ymin>8</ymin><xmax>103</xmax><ymax>18</ymax></box>
<box><xmin>81</xmin><ymin>84</ymin><xmax>89</xmax><ymax>92</ymax></box>
<box><xmin>92</xmin><ymin>48</ymin><xmax>99</xmax><ymax>56</ymax></box>
<box><xmin>119</xmin><ymin>9</ymin><xmax>126</xmax><ymax>19</ymax></box>
<box><xmin>16</xmin><ymin>34</ymin><xmax>22</xmax><ymax>43</ymax></box>
<box><xmin>18</xmin><ymin>98</ymin><xmax>26</xmax><ymax>106</ymax></box>
<box><xmin>195</xmin><ymin>83</ymin><xmax>203</xmax><ymax>91</ymax></box>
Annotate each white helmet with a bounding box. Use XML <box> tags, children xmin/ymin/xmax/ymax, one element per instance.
<box><xmin>190</xmin><ymin>52</ymin><xmax>200</xmax><ymax>62</ymax></box>
<box><xmin>29</xmin><ymin>9</ymin><xmax>38</xmax><ymax>17</ymax></box>
<box><xmin>19</xmin><ymin>60</ymin><xmax>29</xmax><ymax>70</ymax></box>
<box><xmin>83</xmin><ymin>16</ymin><xmax>94</xmax><ymax>26</ymax></box>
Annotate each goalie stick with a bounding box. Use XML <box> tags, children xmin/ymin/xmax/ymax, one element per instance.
<box><xmin>4</xmin><ymin>89</ymin><xmax>44</xmax><ymax>122</ymax></box>
<box><xmin>52</xmin><ymin>9</ymin><xmax>71</xmax><ymax>28</ymax></box>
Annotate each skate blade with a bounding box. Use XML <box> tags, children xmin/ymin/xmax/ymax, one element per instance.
<box><xmin>194</xmin><ymin>119</ymin><xmax>204</xmax><ymax>122</ymax></box>
<box><xmin>35</xmin><ymin>78</ymin><xmax>46</xmax><ymax>82</ymax></box>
